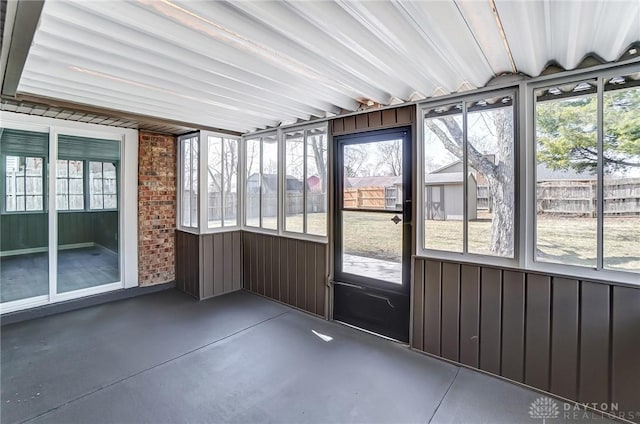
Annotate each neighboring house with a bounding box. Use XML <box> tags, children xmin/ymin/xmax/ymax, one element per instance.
<box><xmin>425</xmin><ymin>164</ymin><xmax>477</xmax><ymax>221</ymax></box>
<box><xmin>246</xmin><ymin>173</ymin><xmax>304</xmax><ymax>193</ymax></box>
<box><xmin>535</xmin><ymin>163</ymin><xmax>596</xmax><ymax>181</ymax></box>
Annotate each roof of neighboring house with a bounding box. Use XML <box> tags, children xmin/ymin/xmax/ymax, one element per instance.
<box><xmin>424</xmin><ymin>172</ymin><xmax>477</xmax><ymax>186</ymax></box>
<box><xmin>247</xmin><ymin>173</ymin><xmax>304</xmax><ymax>191</ymax></box>
<box><xmin>346</xmin><ymin>176</ymin><xmax>402</xmax><ymax>188</ymax></box>
<box><xmin>536</xmin><ymin>163</ymin><xmax>596</xmax><ymax>181</ymax></box>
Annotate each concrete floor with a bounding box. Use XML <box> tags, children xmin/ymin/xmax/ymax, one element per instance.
<box><xmin>1</xmin><ymin>290</ymin><xmax>617</xmax><ymax>424</ymax></box>
<box><xmin>0</xmin><ymin>246</ymin><xmax>119</xmax><ymax>303</ymax></box>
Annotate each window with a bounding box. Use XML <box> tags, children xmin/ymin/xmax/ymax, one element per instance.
<box><xmin>207</xmin><ymin>135</ymin><xmax>239</xmax><ymax>228</ymax></box>
<box><xmin>284</xmin><ymin>126</ymin><xmax>327</xmax><ymax>236</ymax></box>
<box><xmin>4</xmin><ymin>155</ymin><xmax>45</xmax><ymax>212</ymax></box>
<box><xmin>244</xmin><ymin>132</ymin><xmax>279</xmax><ymax>230</ymax></box>
<box><xmin>56</xmin><ymin>160</ymin><xmax>84</xmax><ymax>211</ymax></box>
<box><xmin>89</xmin><ymin>161</ymin><xmax>117</xmax><ymax>210</ymax></box>
<box><xmin>180</xmin><ymin>135</ymin><xmax>199</xmax><ymax>228</ymax></box>
<box><xmin>423</xmin><ymin>93</ymin><xmax>515</xmax><ymax>258</ymax></box>
<box><xmin>535</xmin><ymin>74</ymin><xmax>639</xmax><ymax>273</ymax></box>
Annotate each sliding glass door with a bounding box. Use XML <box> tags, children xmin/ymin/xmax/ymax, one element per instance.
<box><xmin>1</xmin><ymin>127</ymin><xmax>122</xmax><ymax>312</ymax></box>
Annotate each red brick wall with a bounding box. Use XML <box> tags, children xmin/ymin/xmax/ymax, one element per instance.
<box><xmin>138</xmin><ymin>132</ymin><xmax>176</xmax><ymax>286</ymax></box>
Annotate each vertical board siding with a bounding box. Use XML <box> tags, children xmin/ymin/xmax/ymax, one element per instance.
<box><xmin>459</xmin><ymin>265</ymin><xmax>480</xmax><ymax>368</ymax></box>
<box><xmin>579</xmin><ymin>282</ymin><xmax>610</xmax><ymax>404</ymax></box>
<box><xmin>480</xmin><ymin>268</ymin><xmax>502</xmax><ymax>375</ymax></box>
<box><xmin>189</xmin><ymin>231</ymin><xmax>243</xmax><ymax>300</ymax></box>
<box><xmin>550</xmin><ymin>278</ymin><xmax>579</xmax><ymax>400</ymax></box>
<box><xmin>412</xmin><ymin>258</ymin><xmax>425</xmax><ymax>351</ymax></box>
<box><xmin>525</xmin><ymin>274</ymin><xmax>552</xmax><ymax>391</ymax></box>
<box><xmin>174</xmin><ymin>231</ymin><xmax>199</xmax><ymax>298</ymax></box>
<box><xmin>330</xmin><ymin>105</ymin><xmax>414</xmax><ymax>136</ymax></box>
<box><xmin>612</xmin><ymin>286</ymin><xmax>640</xmax><ymax>416</ymax></box>
<box><xmin>441</xmin><ymin>262</ymin><xmax>461</xmax><ymax>361</ymax></box>
<box><xmin>424</xmin><ymin>260</ymin><xmax>442</xmax><ymax>355</ymax></box>
<box><xmin>501</xmin><ymin>271</ymin><xmax>526</xmax><ymax>382</ymax></box>
<box><xmin>412</xmin><ymin>258</ymin><xmax>638</xmax><ymax>421</ymax></box>
<box><xmin>242</xmin><ymin>232</ymin><xmax>327</xmax><ymax>318</ymax></box>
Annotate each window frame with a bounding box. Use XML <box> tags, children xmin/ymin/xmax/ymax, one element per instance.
<box><xmin>177</xmin><ymin>132</ymin><xmax>200</xmax><ymax>233</ymax></box>
<box><xmin>240</xmin><ymin>124</ymin><xmax>329</xmax><ymax>243</ymax></box>
<box><xmin>87</xmin><ymin>160</ymin><xmax>119</xmax><ymax>211</ymax></box>
<box><xmin>2</xmin><ymin>153</ymin><xmax>47</xmax><ymax>214</ymax></box>
<box><xmin>525</xmin><ymin>63</ymin><xmax>640</xmax><ymax>285</ymax></box>
<box><xmin>281</xmin><ymin>123</ymin><xmax>329</xmax><ymax>241</ymax></box>
<box><xmin>242</xmin><ymin>130</ymin><xmax>279</xmax><ymax>234</ymax></box>
<box><xmin>201</xmin><ymin>130</ymin><xmax>241</xmax><ymax>233</ymax></box>
<box><xmin>177</xmin><ymin>131</ymin><xmax>242</xmax><ymax>234</ymax></box>
<box><xmin>416</xmin><ymin>88</ymin><xmax>520</xmax><ymax>268</ymax></box>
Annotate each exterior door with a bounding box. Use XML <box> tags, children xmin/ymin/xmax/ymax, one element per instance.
<box><xmin>333</xmin><ymin>127</ymin><xmax>412</xmax><ymax>342</ymax></box>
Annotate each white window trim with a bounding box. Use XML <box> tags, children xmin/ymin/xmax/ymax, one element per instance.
<box><xmin>416</xmin><ymin>88</ymin><xmax>520</xmax><ymax>269</ymax></box>
<box><xmin>240</xmin><ymin>124</ymin><xmax>329</xmax><ymax>243</ymax></box>
<box><xmin>414</xmin><ymin>62</ymin><xmax>640</xmax><ymax>285</ymax></box>
<box><xmin>0</xmin><ymin>111</ymin><xmax>138</xmax><ymax>314</ymax></box>
<box><xmin>280</xmin><ymin>123</ymin><xmax>329</xmax><ymax>242</ymax></box>
<box><xmin>176</xmin><ymin>132</ymin><xmax>200</xmax><ymax>234</ymax></box>
<box><xmin>524</xmin><ymin>63</ymin><xmax>640</xmax><ymax>286</ymax></box>
<box><xmin>200</xmin><ymin>130</ymin><xmax>242</xmax><ymax>234</ymax></box>
<box><xmin>241</xmin><ymin>130</ymin><xmax>279</xmax><ymax>234</ymax></box>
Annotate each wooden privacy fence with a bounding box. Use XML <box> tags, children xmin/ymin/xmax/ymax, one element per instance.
<box><xmin>344</xmin><ymin>187</ymin><xmax>387</xmax><ymax>209</ymax></box>
<box><xmin>537</xmin><ymin>178</ymin><xmax>640</xmax><ymax>216</ymax></box>
<box><xmin>245</xmin><ymin>192</ymin><xmax>327</xmax><ymax>218</ymax></box>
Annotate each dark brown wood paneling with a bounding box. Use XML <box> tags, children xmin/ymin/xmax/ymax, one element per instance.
<box><xmin>174</xmin><ymin>230</ymin><xmax>199</xmax><ymax>299</ymax></box>
<box><xmin>242</xmin><ymin>232</ymin><xmax>326</xmax><ymax>317</ymax></box>
<box><xmin>550</xmin><ymin>277</ymin><xmax>579</xmax><ymax>399</ymax></box>
<box><xmin>256</xmin><ymin>234</ymin><xmax>265</xmax><ymax>295</ymax></box>
<box><xmin>355</xmin><ymin>113</ymin><xmax>368</xmax><ymax>130</ymax></box>
<box><xmin>330</xmin><ymin>106</ymin><xmax>415</xmax><ymax>136</ymax></box>
<box><xmin>232</xmin><ymin>232</ymin><xmax>242</xmax><ymax>291</ymax></box>
<box><xmin>280</xmin><ymin>238</ymin><xmax>289</xmax><ymax>304</ymax></box>
<box><xmin>212</xmin><ymin>233</ymin><xmax>224</xmax><ymax>296</ymax></box>
<box><xmin>441</xmin><ymin>262</ymin><xmax>460</xmax><ymax>361</ymax></box>
<box><xmin>412</xmin><ymin>258</ymin><xmax>425</xmax><ymax>351</ymax></box>
<box><xmin>315</xmin><ymin>244</ymin><xmax>326</xmax><ymax>316</ymax></box>
<box><xmin>288</xmin><ymin>239</ymin><xmax>297</xmax><ymax>307</ymax></box>
<box><xmin>396</xmin><ymin>106</ymin><xmax>412</xmax><ymax>124</ymax></box>
<box><xmin>411</xmin><ymin>257</ymin><xmax>640</xmax><ymax>420</ymax></box>
<box><xmin>368</xmin><ymin>111</ymin><xmax>382</xmax><ymax>128</ymax></box>
<box><xmin>612</xmin><ymin>286</ymin><xmax>640</xmax><ymax>416</ymax></box>
<box><xmin>332</xmin><ymin>119</ymin><xmax>344</xmax><ymax>134</ymax></box>
<box><xmin>343</xmin><ymin>116</ymin><xmax>356</xmax><ymax>133</ymax></box>
<box><xmin>525</xmin><ymin>274</ymin><xmax>552</xmax><ymax>391</ymax></box>
<box><xmin>201</xmin><ymin>235</ymin><xmax>213</xmax><ymax>298</ymax></box>
<box><xmin>459</xmin><ymin>265</ymin><xmax>480</xmax><ymax>368</ymax></box>
<box><xmin>579</xmin><ymin>281</ymin><xmax>610</xmax><ymax>404</ymax></box>
<box><xmin>222</xmin><ymin>232</ymin><xmax>233</xmax><ymax>294</ymax></box>
<box><xmin>480</xmin><ymin>267</ymin><xmax>502</xmax><ymax>375</ymax></box>
<box><xmin>501</xmin><ymin>270</ymin><xmax>526</xmax><ymax>382</ymax></box>
<box><xmin>295</xmin><ymin>240</ymin><xmax>306</xmax><ymax>310</ymax></box>
<box><xmin>424</xmin><ymin>260</ymin><xmax>442</xmax><ymax>355</ymax></box>
<box><xmin>382</xmin><ymin>109</ymin><xmax>396</xmax><ymax>126</ymax></box>
<box><xmin>244</xmin><ymin>232</ymin><xmax>254</xmax><ymax>292</ymax></box>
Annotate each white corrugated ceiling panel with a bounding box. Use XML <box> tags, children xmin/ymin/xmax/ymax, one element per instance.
<box><xmin>16</xmin><ymin>0</ymin><xmax>640</xmax><ymax>133</ymax></box>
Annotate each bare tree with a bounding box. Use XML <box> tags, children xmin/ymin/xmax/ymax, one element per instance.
<box><xmin>343</xmin><ymin>145</ymin><xmax>368</xmax><ymax>177</ymax></box>
<box><xmin>426</xmin><ymin>108</ymin><xmax>514</xmax><ymax>256</ymax></box>
<box><xmin>376</xmin><ymin>139</ymin><xmax>402</xmax><ymax>176</ymax></box>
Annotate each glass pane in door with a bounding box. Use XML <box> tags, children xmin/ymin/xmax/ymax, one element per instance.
<box><xmin>1</xmin><ymin>129</ymin><xmax>49</xmax><ymax>303</ymax></box>
<box><xmin>57</xmin><ymin>135</ymin><xmax>120</xmax><ymax>293</ymax></box>
<box><xmin>342</xmin><ymin>210</ymin><xmax>402</xmax><ymax>284</ymax></box>
<box><xmin>341</xmin><ymin>139</ymin><xmax>403</xmax><ymax>284</ymax></box>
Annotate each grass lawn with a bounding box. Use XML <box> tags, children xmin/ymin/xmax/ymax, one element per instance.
<box><xmin>266</xmin><ymin>211</ymin><xmax>640</xmax><ymax>273</ymax></box>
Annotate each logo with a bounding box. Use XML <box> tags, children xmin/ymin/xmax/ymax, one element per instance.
<box><xmin>529</xmin><ymin>397</ymin><xmax>560</xmax><ymax>423</ymax></box>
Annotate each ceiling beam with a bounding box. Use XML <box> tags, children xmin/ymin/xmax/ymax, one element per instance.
<box><xmin>1</xmin><ymin>0</ymin><xmax>44</xmax><ymax>97</ymax></box>
<box><xmin>9</xmin><ymin>93</ymin><xmax>242</xmax><ymax>136</ymax></box>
